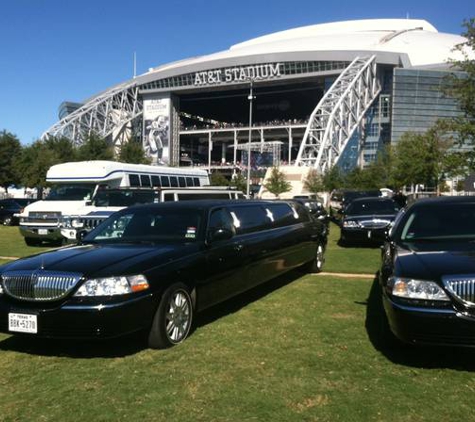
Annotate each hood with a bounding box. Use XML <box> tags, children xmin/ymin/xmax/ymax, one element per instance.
<box><xmin>21</xmin><ymin>200</ymin><xmax>88</xmax><ymax>216</ymax></box>
<box><xmin>0</xmin><ymin>242</ymin><xmax>198</xmax><ymax>278</ymax></box>
<box><xmin>396</xmin><ymin>242</ymin><xmax>475</xmax><ymax>282</ymax></box>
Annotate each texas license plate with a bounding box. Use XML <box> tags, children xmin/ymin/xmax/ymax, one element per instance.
<box><xmin>8</xmin><ymin>313</ymin><xmax>38</xmax><ymax>334</ymax></box>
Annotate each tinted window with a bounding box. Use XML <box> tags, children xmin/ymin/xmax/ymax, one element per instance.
<box><xmin>186</xmin><ymin>177</ymin><xmax>193</xmax><ymax>187</ymax></box>
<box><xmin>129</xmin><ymin>174</ymin><xmax>140</xmax><ymax>187</ymax></box>
<box><xmin>170</xmin><ymin>177</ymin><xmax>179</xmax><ymax>187</ymax></box>
<box><xmin>346</xmin><ymin>200</ymin><xmax>399</xmax><ymax>216</ymax></box>
<box><xmin>178</xmin><ymin>193</ymin><xmax>230</xmax><ymax>200</ymax></box>
<box><xmin>161</xmin><ymin>176</ymin><xmax>170</xmax><ymax>187</ymax></box>
<box><xmin>151</xmin><ymin>175</ymin><xmax>161</xmax><ymax>187</ymax></box>
<box><xmin>163</xmin><ymin>193</ymin><xmax>175</xmax><ymax>202</ymax></box>
<box><xmin>400</xmin><ymin>202</ymin><xmax>475</xmax><ymax>241</ymax></box>
<box><xmin>266</xmin><ymin>203</ymin><xmax>299</xmax><ymax>227</ymax></box>
<box><xmin>140</xmin><ymin>175</ymin><xmax>151</xmax><ymax>187</ymax></box>
<box><xmin>208</xmin><ymin>208</ymin><xmax>234</xmax><ymax>232</ymax></box>
<box><xmin>178</xmin><ymin>177</ymin><xmax>186</xmax><ymax>187</ymax></box>
<box><xmin>193</xmin><ymin>177</ymin><xmax>200</xmax><ymax>187</ymax></box>
<box><xmin>228</xmin><ymin>205</ymin><xmax>270</xmax><ymax>234</ymax></box>
<box><xmin>88</xmin><ymin>208</ymin><xmax>202</xmax><ymax>243</ymax></box>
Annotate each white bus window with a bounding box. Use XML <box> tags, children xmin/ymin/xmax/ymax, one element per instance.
<box><xmin>129</xmin><ymin>174</ymin><xmax>140</xmax><ymax>187</ymax></box>
<box><xmin>179</xmin><ymin>177</ymin><xmax>186</xmax><ymax>187</ymax></box>
<box><xmin>161</xmin><ymin>176</ymin><xmax>170</xmax><ymax>187</ymax></box>
<box><xmin>151</xmin><ymin>175</ymin><xmax>161</xmax><ymax>187</ymax></box>
<box><xmin>170</xmin><ymin>177</ymin><xmax>179</xmax><ymax>187</ymax></box>
<box><xmin>140</xmin><ymin>175</ymin><xmax>151</xmax><ymax>187</ymax></box>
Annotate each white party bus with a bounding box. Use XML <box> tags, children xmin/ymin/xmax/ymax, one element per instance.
<box><xmin>18</xmin><ymin>161</ymin><xmax>210</xmax><ymax>246</ymax></box>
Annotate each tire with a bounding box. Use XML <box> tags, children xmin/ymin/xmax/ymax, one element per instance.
<box><xmin>148</xmin><ymin>283</ymin><xmax>193</xmax><ymax>349</ymax></box>
<box><xmin>25</xmin><ymin>237</ymin><xmax>42</xmax><ymax>246</ymax></box>
<box><xmin>303</xmin><ymin>242</ymin><xmax>325</xmax><ymax>273</ymax></box>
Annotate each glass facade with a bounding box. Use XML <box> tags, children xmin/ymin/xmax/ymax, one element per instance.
<box><xmin>391</xmin><ymin>68</ymin><xmax>462</xmax><ymax>144</ymax></box>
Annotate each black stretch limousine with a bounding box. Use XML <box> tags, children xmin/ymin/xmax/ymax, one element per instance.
<box><xmin>380</xmin><ymin>196</ymin><xmax>475</xmax><ymax>347</ymax></box>
<box><xmin>0</xmin><ymin>200</ymin><xmax>327</xmax><ymax>348</ymax></box>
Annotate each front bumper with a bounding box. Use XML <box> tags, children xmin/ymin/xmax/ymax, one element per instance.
<box><xmin>383</xmin><ymin>294</ymin><xmax>475</xmax><ymax>346</ymax></box>
<box><xmin>340</xmin><ymin>227</ymin><xmax>387</xmax><ymax>244</ymax></box>
<box><xmin>19</xmin><ymin>225</ymin><xmax>63</xmax><ymax>241</ymax></box>
<box><xmin>0</xmin><ymin>293</ymin><xmax>157</xmax><ymax>340</ymax></box>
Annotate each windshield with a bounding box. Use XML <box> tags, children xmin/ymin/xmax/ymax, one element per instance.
<box><xmin>400</xmin><ymin>202</ymin><xmax>475</xmax><ymax>241</ymax></box>
<box><xmin>46</xmin><ymin>184</ymin><xmax>96</xmax><ymax>201</ymax></box>
<box><xmin>85</xmin><ymin>207</ymin><xmax>203</xmax><ymax>243</ymax></box>
<box><xmin>346</xmin><ymin>200</ymin><xmax>400</xmax><ymax>216</ymax></box>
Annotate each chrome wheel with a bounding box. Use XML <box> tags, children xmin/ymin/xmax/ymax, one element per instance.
<box><xmin>165</xmin><ymin>290</ymin><xmax>192</xmax><ymax>343</ymax></box>
<box><xmin>315</xmin><ymin>244</ymin><xmax>324</xmax><ymax>272</ymax></box>
<box><xmin>148</xmin><ymin>283</ymin><xmax>193</xmax><ymax>349</ymax></box>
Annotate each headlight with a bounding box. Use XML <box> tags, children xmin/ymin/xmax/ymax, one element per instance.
<box><xmin>74</xmin><ymin>274</ymin><xmax>149</xmax><ymax>297</ymax></box>
<box><xmin>71</xmin><ymin>219</ymin><xmax>84</xmax><ymax>229</ymax></box>
<box><xmin>389</xmin><ymin>277</ymin><xmax>450</xmax><ymax>301</ymax></box>
<box><xmin>342</xmin><ymin>220</ymin><xmax>359</xmax><ymax>228</ymax></box>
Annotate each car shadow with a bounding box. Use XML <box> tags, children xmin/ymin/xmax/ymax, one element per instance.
<box><xmin>0</xmin><ymin>331</ymin><xmax>147</xmax><ymax>358</ymax></box>
<box><xmin>365</xmin><ymin>274</ymin><xmax>475</xmax><ymax>371</ymax></box>
<box><xmin>193</xmin><ymin>268</ymin><xmax>303</xmax><ymax>330</ymax></box>
<box><xmin>0</xmin><ymin>269</ymin><xmax>303</xmax><ymax>358</ymax></box>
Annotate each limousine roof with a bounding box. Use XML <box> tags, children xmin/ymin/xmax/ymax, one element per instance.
<box><xmin>122</xmin><ymin>198</ymin><xmax>297</xmax><ymax>211</ymax></box>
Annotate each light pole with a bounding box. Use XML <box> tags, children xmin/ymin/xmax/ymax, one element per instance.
<box><xmin>246</xmin><ymin>79</ymin><xmax>254</xmax><ymax>197</ymax></box>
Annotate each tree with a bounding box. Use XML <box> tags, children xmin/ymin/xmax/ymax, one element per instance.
<box><xmin>76</xmin><ymin>133</ymin><xmax>114</xmax><ymax>161</ymax></box>
<box><xmin>443</xmin><ymin>18</ymin><xmax>475</xmax><ymax>145</ymax></box>
<box><xmin>0</xmin><ymin>130</ymin><xmax>22</xmax><ymax>193</ymax></box>
<box><xmin>43</xmin><ymin>136</ymin><xmax>77</xmax><ymax>163</ymax></box>
<box><xmin>322</xmin><ymin>166</ymin><xmax>345</xmax><ymax>192</ymax></box>
<box><xmin>117</xmin><ymin>138</ymin><xmax>151</xmax><ymax>164</ymax></box>
<box><xmin>263</xmin><ymin>167</ymin><xmax>291</xmax><ymax>198</ymax></box>
<box><xmin>15</xmin><ymin>140</ymin><xmax>59</xmax><ymax>198</ymax></box>
<box><xmin>303</xmin><ymin>169</ymin><xmax>324</xmax><ymax>194</ymax></box>
<box><xmin>391</xmin><ymin>127</ymin><xmax>453</xmax><ymax>191</ymax></box>
<box><xmin>230</xmin><ymin>173</ymin><xmax>247</xmax><ymax>192</ymax></box>
<box><xmin>209</xmin><ymin>172</ymin><xmax>230</xmax><ymax>186</ymax></box>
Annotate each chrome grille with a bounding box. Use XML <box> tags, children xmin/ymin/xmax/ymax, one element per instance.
<box><xmin>359</xmin><ymin>219</ymin><xmax>390</xmax><ymax>229</ymax></box>
<box><xmin>443</xmin><ymin>276</ymin><xmax>475</xmax><ymax>306</ymax></box>
<box><xmin>1</xmin><ymin>270</ymin><xmax>83</xmax><ymax>301</ymax></box>
<box><xmin>26</xmin><ymin>212</ymin><xmax>62</xmax><ymax>225</ymax></box>
<box><xmin>79</xmin><ymin>216</ymin><xmax>107</xmax><ymax>229</ymax></box>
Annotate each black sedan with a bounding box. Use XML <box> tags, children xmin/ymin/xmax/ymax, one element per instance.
<box><xmin>339</xmin><ymin>197</ymin><xmax>400</xmax><ymax>245</ymax></box>
<box><xmin>0</xmin><ymin>200</ymin><xmax>326</xmax><ymax>349</ymax></box>
<box><xmin>380</xmin><ymin>196</ymin><xmax>475</xmax><ymax>347</ymax></box>
<box><xmin>0</xmin><ymin>198</ymin><xmax>35</xmax><ymax>226</ymax></box>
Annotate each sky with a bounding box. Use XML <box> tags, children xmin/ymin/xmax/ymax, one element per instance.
<box><xmin>0</xmin><ymin>0</ymin><xmax>473</xmax><ymax>145</ymax></box>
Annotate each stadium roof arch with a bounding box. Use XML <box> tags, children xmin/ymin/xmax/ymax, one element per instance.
<box><xmin>43</xmin><ymin>18</ymin><xmax>473</xmax><ymax>172</ymax></box>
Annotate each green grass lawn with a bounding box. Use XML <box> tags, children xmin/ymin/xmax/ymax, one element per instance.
<box><xmin>0</xmin><ymin>226</ymin><xmax>52</xmax><ymax>258</ymax></box>
<box><xmin>0</xmin><ymin>223</ymin><xmax>474</xmax><ymax>421</ymax></box>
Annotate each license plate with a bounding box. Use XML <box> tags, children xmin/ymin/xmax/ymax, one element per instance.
<box><xmin>8</xmin><ymin>313</ymin><xmax>38</xmax><ymax>334</ymax></box>
<box><xmin>38</xmin><ymin>229</ymin><xmax>48</xmax><ymax>235</ymax></box>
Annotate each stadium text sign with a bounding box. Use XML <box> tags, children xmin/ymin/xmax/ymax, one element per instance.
<box><xmin>194</xmin><ymin>63</ymin><xmax>281</xmax><ymax>86</ymax></box>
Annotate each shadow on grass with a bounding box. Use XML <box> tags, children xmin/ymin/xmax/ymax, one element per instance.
<box><xmin>194</xmin><ymin>268</ymin><xmax>303</xmax><ymax>330</ymax></box>
<box><xmin>0</xmin><ymin>269</ymin><xmax>304</xmax><ymax>358</ymax></box>
<box><xmin>365</xmin><ymin>275</ymin><xmax>475</xmax><ymax>371</ymax></box>
<box><xmin>0</xmin><ymin>331</ymin><xmax>148</xmax><ymax>358</ymax></box>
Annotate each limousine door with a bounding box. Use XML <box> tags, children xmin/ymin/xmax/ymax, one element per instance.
<box><xmin>198</xmin><ymin>207</ymin><xmax>249</xmax><ymax>310</ymax></box>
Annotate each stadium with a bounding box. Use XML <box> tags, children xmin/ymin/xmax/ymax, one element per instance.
<box><xmin>43</xmin><ymin>18</ymin><xmax>473</xmax><ymax>187</ymax></box>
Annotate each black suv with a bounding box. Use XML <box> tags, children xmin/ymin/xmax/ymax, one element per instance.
<box><xmin>0</xmin><ymin>198</ymin><xmax>36</xmax><ymax>226</ymax></box>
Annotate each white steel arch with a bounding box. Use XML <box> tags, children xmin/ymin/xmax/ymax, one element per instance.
<box><xmin>42</xmin><ymin>81</ymin><xmax>143</xmax><ymax>147</ymax></box>
<box><xmin>295</xmin><ymin>55</ymin><xmax>381</xmax><ymax>172</ymax></box>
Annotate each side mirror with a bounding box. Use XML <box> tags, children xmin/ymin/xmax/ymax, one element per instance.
<box><xmin>207</xmin><ymin>227</ymin><xmax>234</xmax><ymax>243</ymax></box>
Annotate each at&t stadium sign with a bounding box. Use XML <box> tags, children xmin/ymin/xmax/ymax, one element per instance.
<box><xmin>193</xmin><ymin>63</ymin><xmax>282</xmax><ymax>86</ymax></box>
